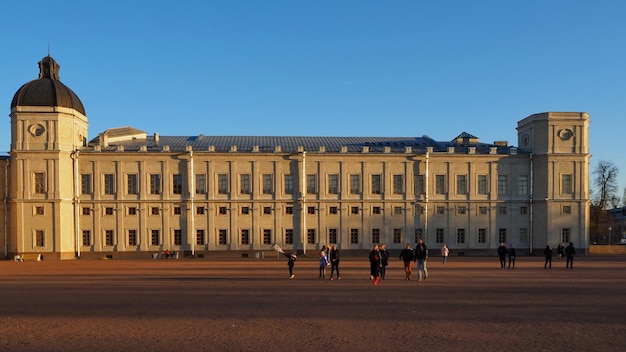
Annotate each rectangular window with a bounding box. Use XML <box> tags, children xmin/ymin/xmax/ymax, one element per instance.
<box><xmin>414</xmin><ymin>174</ymin><xmax>424</xmax><ymax>195</ymax></box>
<box><xmin>436</xmin><ymin>206</ymin><xmax>445</xmax><ymax>215</ymax></box>
<box><xmin>128</xmin><ymin>229</ymin><xmax>137</xmax><ymax>246</ymax></box>
<box><xmin>497</xmin><ymin>175</ymin><xmax>508</xmax><ymax>196</ymax></box>
<box><xmin>105</xmin><ymin>230</ymin><xmax>114</xmax><ymax>246</ymax></box>
<box><xmin>350</xmin><ymin>229</ymin><xmax>359</xmax><ymax>244</ymax></box>
<box><xmin>263</xmin><ymin>229</ymin><xmax>272</xmax><ymax>245</ymax></box>
<box><xmin>35</xmin><ymin>230</ymin><xmax>45</xmax><ymax>247</ymax></box>
<box><xmin>371</xmin><ymin>175</ymin><xmax>381</xmax><ymax>195</ymax></box>
<box><xmin>457</xmin><ymin>206</ymin><xmax>467</xmax><ymax>215</ymax></box>
<box><xmin>372</xmin><ymin>206</ymin><xmax>382</xmax><ymax>215</ymax></box>
<box><xmin>174</xmin><ymin>207</ymin><xmax>181</xmax><ymax>215</ymax></box>
<box><xmin>218</xmin><ymin>207</ymin><xmax>228</xmax><ymax>215</ymax></box>
<box><xmin>414</xmin><ymin>229</ymin><xmax>423</xmax><ymax>243</ymax></box>
<box><xmin>328</xmin><ymin>174</ymin><xmax>339</xmax><ymax>194</ymax></box>
<box><xmin>82</xmin><ymin>230</ymin><xmax>91</xmax><ymax>246</ymax></box>
<box><xmin>128</xmin><ymin>207</ymin><xmax>137</xmax><ymax>215</ymax></box>
<box><xmin>105</xmin><ymin>207</ymin><xmax>114</xmax><ymax>215</ymax></box>
<box><xmin>498</xmin><ymin>228</ymin><xmax>507</xmax><ymax>244</ymax></box>
<box><xmin>499</xmin><ymin>206</ymin><xmax>507</xmax><ymax>215</ymax></box>
<box><xmin>285</xmin><ymin>229</ymin><xmax>293</xmax><ymax>244</ymax></box>
<box><xmin>174</xmin><ymin>230</ymin><xmax>182</xmax><ymax>245</ymax></box>
<box><xmin>519</xmin><ymin>228</ymin><xmax>528</xmax><ymax>244</ymax></box>
<box><xmin>285</xmin><ymin>206</ymin><xmax>293</xmax><ymax>215</ymax></box>
<box><xmin>456</xmin><ymin>175</ymin><xmax>467</xmax><ymax>194</ymax></box>
<box><xmin>328</xmin><ymin>229</ymin><xmax>338</xmax><ymax>244</ymax></box>
<box><xmin>329</xmin><ymin>206</ymin><xmax>338</xmax><ymax>215</ymax></box>
<box><xmin>520</xmin><ymin>206</ymin><xmax>528</xmax><ymax>215</ymax></box>
<box><xmin>262</xmin><ymin>174</ymin><xmax>273</xmax><ymax>194</ymax></box>
<box><xmin>372</xmin><ymin>229</ymin><xmax>380</xmax><ymax>244</ymax></box>
<box><xmin>196</xmin><ymin>206</ymin><xmax>205</xmax><ymax>215</ymax></box>
<box><xmin>414</xmin><ymin>205</ymin><xmax>424</xmax><ymax>216</ymax></box>
<box><xmin>350</xmin><ymin>174</ymin><xmax>360</xmax><ymax>194</ymax></box>
<box><xmin>219</xmin><ymin>229</ymin><xmax>228</xmax><ymax>245</ymax></box>
<box><xmin>478</xmin><ymin>228</ymin><xmax>486</xmax><ymax>243</ymax></box>
<box><xmin>104</xmin><ymin>174</ymin><xmax>115</xmax><ymax>195</ymax></box>
<box><xmin>435</xmin><ymin>228</ymin><xmax>444</xmax><ymax>244</ymax></box>
<box><xmin>393</xmin><ymin>229</ymin><xmax>402</xmax><ymax>244</ymax></box>
<box><xmin>393</xmin><ymin>206</ymin><xmax>403</xmax><ymax>215</ymax></box>
<box><xmin>479</xmin><ymin>206</ymin><xmax>488</xmax><ymax>215</ymax></box>
<box><xmin>393</xmin><ymin>174</ymin><xmax>403</xmax><ymax>194</ymax></box>
<box><xmin>284</xmin><ymin>174</ymin><xmax>294</xmax><ymax>194</ymax></box>
<box><xmin>561</xmin><ymin>228</ymin><xmax>571</xmax><ymax>243</ymax></box>
<box><xmin>263</xmin><ymin>206</ymin><xmax>272</xmax><ymax>215</ymax></box>
<box><xmin>563</xmin><ymin>205</ymin><xmax>572</xmax><ymax>214</ymax></box>
<box><xmin>351</xmin><ymin>206</ymin><xmax>359</xmax><ymax>215</ymax></box>
<box><xmin>196</xmin><ymin>229</ymin><xmax>205</xmax><ymax>245</ymax></box>
<box><xmin>241</xmin><ymin>229</ymin><xmax>250</xmax><ymax>245</ymax></box>
<box><xmin>172</xmin><ymin>174</ymin><xmax>183</xmax><ymax>195</ymax></box>
<box><xmin>34</xmin><ymin>172</ymin><xmax>46</xmax><ymax>193</ymax></box>
<box><xmin>196</xmin><ymin>174</ymin><xmax>206</xmax><ymax>194</ymax></box>
<box><xmin>307</xmin><ymin>229</ymin><xmax>316</xmax><ymax>244</ymax></box>
<box><xmin>81</xmin><ymin>174</ymin><xmax>92</xmax><ymax>194</ymax></box>
<box><xmin>456</xmin><ymin>228</ymin><xmax>465</xmax><ymax>244</ymax></box>
<box><xmin>435</xmin><ymin>175</ymin><xmax>445</xmax><ymax>194</ymax></box>
<box><xmin>151</xmin><ymin>230</ymin><xmax>160</xmax><ymax>245</ymax></box>
<box><xmin>218</xmin><ymin>174</ymin><xmax>228</xmax><ymax>194</ymax></box>
<box><xmin>562</xmin><ymin>174</ymin><xmax>573</xmax><ymax>194</ymax></box>
<box><xmin>151</xmin><ymin>207</ymin><xmax>159</xmax><ymax>215</ymax></box>
<box><xmin>35</xmin><ymin>206</ymin><xmax>44</xmax><ymax>215</ymax></box>
<box><xmin>241</xmin><ymin>206</ymin><xmax>250</xmax><ymax>215</ymax></box>
<box><xmin>150</xmin><ymin>174</ymin><xmax>161</xmax><ymax>194</ymax></box>
<box><xmin>240</xmin><ymin>174</ymin><xmax>251</xmax><ymax>194</ymax></box>
<box><xmin>307</xmin><ymin>206</ymin><xmax>316</xmax><ymax>215</ymax></box>
<box><xmin>518</xmin><ymin>175</ymin><xmax>528</xmax><ymax>195</ymax></box>
<box><xmin>127</xmin><ymin>174</ymin><xmax>138</xmax><ymax>195</ymax></box>
<box><xmin>477</xmin><ymin>175</ymin><xmax>488</xmax><ymax>195</ymax></box>
<box><xmin>307</xmin><ymin>174</ymin><xmax>316</xmax><ymax>194</ymax></box>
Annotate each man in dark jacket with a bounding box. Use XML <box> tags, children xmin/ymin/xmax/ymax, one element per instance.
<box><xmin>565</xmin><ymin>242</ymin><xmax>576</xmax><ymax>269</ymax></box>
<box><xmin>497</xmin><ymin>243</ymin><xmax>508</xmax><ymax>269</ymax></box>
<box><xmin>414</xmin><ymin>239</ymin><xmax>428</xmax><ymax>281</ymax></box>
<box><xmin>399</xmin><ymin>243</ymin><xmax>414</xmax><ymax>280</ymax></box>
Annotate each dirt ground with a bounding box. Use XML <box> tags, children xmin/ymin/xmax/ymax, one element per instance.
<box><xmin>0</xmin><ymin>254</ymin><xmax>624</xmax><ymax>352</ymax></box>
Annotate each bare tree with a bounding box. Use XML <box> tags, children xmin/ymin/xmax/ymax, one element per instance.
<box><xmin>592</xmin><ymin>160</ymin><xmax>619</xmax><ymax>209</ymax></box>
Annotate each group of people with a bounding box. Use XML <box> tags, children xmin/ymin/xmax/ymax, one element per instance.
<box><xmin>497</xmin><ymin>243</ymin><xmax>517</xmax><ymax>269</ymax></box>
<box><xmin>543</xmin><ymin>242</ymin><xmax>576</xmax><ymax>269</ymax></box>
<box><xmin>374</xmin><ymin>239</ymin><xmax>430</xmax><ymax>284</ymax></box>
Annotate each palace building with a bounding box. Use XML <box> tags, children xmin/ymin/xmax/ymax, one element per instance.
<box><xmin>1</xmin><ymin>56</ymin><xmax>590</xmax><ymax>259</ymax></box>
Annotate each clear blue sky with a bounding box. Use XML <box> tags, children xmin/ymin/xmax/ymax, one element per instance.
<box><xmin>2</xmin><ymin>0</ymin><xmax>625</xmax><ymax>197</ymax></box>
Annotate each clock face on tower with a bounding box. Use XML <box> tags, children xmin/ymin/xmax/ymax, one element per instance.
<box><xmin>28</xmin><ymin>123</ymin><xmax>46</xmax><ymax>137</ymax></box>
<box><xmin>558</xmin><ymin>128</ymin><xmax>574</xmax><ymax>141</ymax></box>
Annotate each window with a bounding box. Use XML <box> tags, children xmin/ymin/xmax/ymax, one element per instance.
<box><xmin>479</xmin><ymin>206</ymin><xmax>488</xmax><ymax>215</ymax></box>
<box><xmin>196</xmin><ymin>230</ymin><xmax>205</xmax><ymax>245</ymax></box>
<box><xmin>457</xmin><ymin>206</ymin><xmax>467</xmax><ymax>215</ymax></box>
<box><xmin>414</xmin><ymin>205</ymin><xmax>424</xmax><ymax>216</ymax></box>
<box><xmin>350</xmin><ymin>229</ymin><xmax>359</xmax><ymax>244</ymax></box>
<box><xmin>350</xmin><ymin>174</ymin><xmax>360</xmax><ymax>194</ymax></box>
<box><xmin>307</xmin><ymin>229</ymin><xmax>316</xmax><ymax>244</ymax></box>
<box><xmin>498</xmin><ymin>228</ymin><xmax>507</xmax><ymax>244</ymax></box>
<box><xmin>241</xmin><ymin>229</ymin><xmax>249</xmax><ymax>245</ymax></box>
<box><xmin>128</xmin><ymin>207</ymin><xmax>137</xmax><ymax>215</ymax></box>
<box><xmin>519</xmin><ymin>228</ymin><xmax>528</xmax><ymax>244</ymax></box>
<box><xmin>393</xmin><ymin>229</ymin><xmax>402</xmax><ymax>244</ymax></box>
<box><xmin>371</xmin><ymin>175</ymin><xmax>381</xmax><ymax>195</ymax></box>
<box><xmin>393</xmin><ymin>206</ymin><xmax>403</xmax><ymax>215</ymax></box>
<box><xmin>435</xmin><ymin>175</ymin><xmax>445</xmax><ymax>194</ymax></box>
<box><xmin>478</xmin><ymin>228</ymin><xmax>486</xmax><ymax>243</ymax></box>
<box><xmin>563</xmin><ymin>205</ymin><xmax>572</xmax><ymax>214</ymax></box>
<box><xmin>372</xmin><ymin>206</ymin><xmax>381</xmax><ymax>215</ymax></box>
<box><xmin>285</xmin><ymin>229</ymin><xmax>294</xmax><ymax>244</ymax></box>
<box><xmin>263</xmin><ymin>230</ymin><xmax>272</xmax><ymax>245</ymax></box>
<box><xmin>518</xmin><ymin>175</ymin><xmax>528</xmax><ymax>195</ymax></box>
<box><xmin>562</xmin><ymin>174</ymin><xmax>573</xmax><ymax>194</ymax></box>
<box><xmin>34</xmin><ymin>172</ymin><xmax>46</xmax><ymax>193</ymax></box>
<box><xmin>219</xmin><ymin>229</ymin><xmax>228</xmax><ymax>245</ymax></box>
<box><xmin>151</xmin><ymin>207</ymin><xmax>159</xmax><ymax>215</ymax></box>
<box><xmin>372</xmin><ymin>229</ymin><xmax>380</xmax><ymax>244</ymax></box>
<box><xmin>456</xmin><ymin>229</ymin><xmax>465</xmax><ymax>244</ymax></box>
<box><xmin>285</xmin><ymin>206</ymin><xmax>293</xmax><ymax>215</ymax></box>
<box><xmin>497</xmin><ymin>175</ymin><xmax>508</xmax><ymax>196</ymax></box>
<box><xmin>196</xmin><ymin>174</ymin><xmax>206</xmax><ymax>194</ymax></box>
<box><xmin>35</xmin><ymin>206</ymin><xmax>44</xmax><ymax>215</ymax></box>
<box><xmin>105</xmin><ymin>230</ymin><xmax>114</xmax><ymax>246</ymax></box>
<box><xmin>174</xmin><ymin>230</ymin><xmax>182</xmax><ymax>245</ymax></box>
<box><xmin>435</xmin><ymin>228</ymin><xmax>444</xmax><ymax>243</ymax></box>
<box><xmin>456</xmin><ymin>175</ymin><xmax>467</xmax><ymax>194</ymax></box>
<box><xmin>414</xmin><ymin>174</ymin><xmax>424</xmax><ymax>195</ymax></box>
<box><xmin>284</xmin><ymin>174</ymin><xmax>294</xmax><ymax>194</ymax></box>
<box><xmin>218</xmin><ymin>174</ymin><xmax>228</xmax><ymax>194</ymax></box>
<box><xmin>241</xmin><ymin>207</ymin><xmax>250</xmax><ymax>215</ymax></box>
<box><xmin>414</xmin><ymin>229</ymin><xmax>423</xmax><ymax>243</ymax></box>
<box><xmin>82</xmin><ymin>230</ymin><xmax>91</xmax><ymax>246</ymax></box>
<box><xmin>150</xmin><ymin>174</ymin><xmax>161</xmax><ymax>194</ymax></box>
<box><xmin>328</xmin><ymin>174</ymin><xmax>339</xmax><ymax>194</ymax></box>
<box><xmin>196</xmin><ymin>206</ymin><xmax>205</xmax><ymax>215</ymax></box>
<box><xmin>105</xmin><ymin>207</ymin><xmax>114</xmax><ymax>215</ymax></box>
<box><xmin>127</xmin><ymin>174</ymin><xmax>138</xmax><ymax>195</ymax></box>
<box><xmin>262</xmin><ymin>174</ymin><xmax>273</xmax><ymax>194</ymax></box>
<box><xmin>329</xmin><ymin>206</ymin><xmax>338</xmax><ymax>215</ymax></box>
<box><xmin>104</xmin><ymin>174</ymin><xmax>115</xmax><ymax>195</ymax></box>
<box><xmin>436</xmin><ymin>206</ymin><xmax>445</xmax><ymax>215</ymax></box>
<box><xmin>477</xmin><ymin>175</ymin><xmax>488</xmax><ymax>195</ymax></box>
<box><xmin>520</xmin><ymin>206</ymin><xmax>527</xmax><ymax>215</ymax></box>
<box><xmin>240</xmin><ymin>174</ymin><xmax>251</xmax><ymax>194</ymax></box>
<box><xmin>81</xmin><ymin>174</ymin><xmax>92</xmax><ymax>194</ymax></box>
<box><xmin>393</xmin><ymin>175</ymin><xmax>403</xmax><ymax>194</ymax></box>
<box><xmin>174</xmin><ymin>207</ymin><xmax>181</xmax><ymax>215</ymax></box>
<box><xmin>35</xmin><ymin>230</ymin><xmax>45</xmax><ymax>247</ymax></box>
<box><xmin>307</xmin><ymin>174</ymin><xmax>316</xmax><ymax>194</ymax></box>
<box><xmin>172</xmin><ymin>174</ymin><xmax>182</xmax><ymax>194</ymax></box>
<box><xmin>151</xmin><ymin>230</ymin><xmax>160</xmax><ymax>245</ymax></box>
<box><xmin>263</xmin><ymin>207</ymin><xmax>272</xmax><ymax>215</ymax></box>
<box><xmin>307</xmin><ymin>206</ymin><xmax>316</xmax><ymax>215</ymax></box>
<box><xmin>499</xmin><ymin>206</ymin><xmax>507</xmax><ymax>214</ymax></box>
<box><xmin>328</xmin><ymin>229</ymin><xmax>338</xmax><ymax>244</ymax></box>
<box><xmin>219</xmin><ymin>207</ymin><xmax>228</xmax><ymax>215</ymax></box>
<box><xmin>561</xmin><ymin>228</ymin><xmax>571</xmax><ymax>243</ymax></box>
<box><xmin>351</xmin><ymin>206</ymin><xmax>359</xmax><ymax>215</ymax></box>
<box><xmin>128</xmin><ymin>230</ymin><xmax>137</xmax><ymax>246</ymax></box>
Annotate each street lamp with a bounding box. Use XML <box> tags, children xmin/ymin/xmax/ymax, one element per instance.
<box><xmin>608</xmin><ymin>226</ymin><xmax>612</xmax><ymax>245</ymax></box>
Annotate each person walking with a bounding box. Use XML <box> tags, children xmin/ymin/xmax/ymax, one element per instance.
<box><xmin>379</xmin><ymin>243</ymin><xmax>389</xmax><ymax>280</ymax></box>
<box><xmin>319</xmin><ymin>247</ymin><xmax>329</xmax><ymax>278</ymax></box>
<box><xmin>414</xmin><ymin>239</ymin><xmax>429</xmax><ymax>281</ymax></box>
<box><xmin>399</xmin><ymin>243</ymin><xmax>414</xmax><ymax>280</ymax></box>
<box><xmin>508</xmin><ymin>244</ymin><xmax>516</xmax><ymax>269</ymax></box>
<box><xmin>329</xmin><ymin>245</ymin><xmax>340</xmax><ymax>280</ymax></box>
<box><xmin>565</xmin><ymin>242</ymin><xmax>576</xmax><ymax>269</ymax></box>
<box><xmin>557</xmin><ymin>243</ymin><xmax>565</xmax><ymax>259</ymax></box>
<box><xmin>441</xmin><ymin>243</ymin><xmax>449</xmax><ymax>264</ymax></box>
<box><xmin>497</xmin><ymin>243</ymin><xmax>508</xmax><ymax>269</ymax></box>
<box><xmin>544</xmin><ymin>245</ymin><xmax>553</xmax><ymax>269</ymax></box>
<box><xmin>369</xmin><ymin>244</ymin><xmax>383</xmax><ymax>285</ymax></box>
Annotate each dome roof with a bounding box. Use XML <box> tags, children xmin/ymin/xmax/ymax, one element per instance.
<box><xmin>11</xmin><ymin>56</ymin><xmax>85</xmax><ymax>115</ymax></box>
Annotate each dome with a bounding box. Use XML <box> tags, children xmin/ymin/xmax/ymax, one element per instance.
<box><xmin>11</xmin><ymin>56</ymin><xmax>86</xmax><ymax>115</ymax></box>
